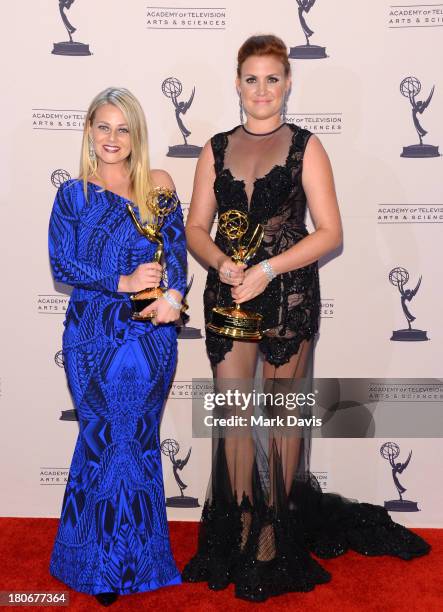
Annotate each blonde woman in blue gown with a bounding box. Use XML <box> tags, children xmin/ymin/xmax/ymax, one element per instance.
<box><xmin>48</xmin><ymin>87</ymin><xmax>187</xmax><ymax>606</ymax></box>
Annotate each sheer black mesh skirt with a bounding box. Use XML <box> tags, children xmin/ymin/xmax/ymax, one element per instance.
<box><xmin>182</xmin><ymin>345</ymin><xmax>431</xmax><ymax>602</ymax></box>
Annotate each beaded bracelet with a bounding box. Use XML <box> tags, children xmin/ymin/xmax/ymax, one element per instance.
<box><xmin>259</xmin><ymin>259</ymin><xmax>277</xmax><ymax>282</ymax></box>
<box><xmin>163</xmin><ymin>290</ymin><xmax>182</xmax><ymax>310</ymax></box>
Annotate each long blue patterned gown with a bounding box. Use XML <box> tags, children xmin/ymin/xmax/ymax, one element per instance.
<box><xmin>48</xmin><ymin>179</ymin><xmax>187</xmax><ymax>595</ymax></box>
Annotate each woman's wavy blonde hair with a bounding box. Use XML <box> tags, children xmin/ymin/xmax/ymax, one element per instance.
<box><xmin>79</xmin><ymin>87</ymin><xmax>154</xmax><ymax>222</ymax></box>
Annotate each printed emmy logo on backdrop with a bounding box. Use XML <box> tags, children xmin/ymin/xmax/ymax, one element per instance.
<box><xmin>380</xmin><ymin>442</ymin><xmax>420</xmax><ymax>512</ymax></box>
<box><xmin>51</xmin><ymin>169</ymin><xmax>71</xmax><ymax>188</ymax></box>
<box><xmin>162</xmin><ymin>77</ymin><xmax>202</xmax><ymax>158</ymax></box>
<box><xmin>260</xmin><ymin>464</ymin><xmax>328</xmax><ymax>491</ymax></box>
<box><xmin>37</xmin><ymin>293</ymin><xmax>69</xmax><ymax>313</ymax></box>
<box><xmin>146</xmin><ymin>6</ymin><xmax>227</xmax><ymax>29</ymax></box>
<box><xmin>368</xmin><ymin>381</ymin><xmax>443</xmax><ymax>402</ymax></box>
<box><xmin>40</xmin><ymin>468</ymin><xmax>69</xmax><ymax>486</ymax></box>
<box><xmin>54</xmin><ymin>350</ymin><xmax>78</xmax><ymax>421</ymax></box>
<box><xmin>387</xmin><ymin>3</ymin><xmax>443</xmax><ymax>29</ymax></box>
<box><xmin>177</xmin><ymin>275</ymin><xmax>203</xmax><ymax>339</ymax></box>
<box><xmin>54</xmin><ymin>350</ymin><xmax>64</xmax><ymax>369</ymax></box>
<box><xmin>52</xmin><ymin>0</ymin><xmax>92</xmax><ymax>56</ymax></box>
<box><xmin>389</xmin><ymin>267</ymin><xmax>429</xmax><ymax>341</ymax></box>
<box><xmin>36</xmin><ymin>170</ymin><xmax>73</xmax><ymax>314</ymax></box>
<box><xmin>169</xmin><ymin>380</ymin><xmax>214</xmax><ymax>400</ymax></box>
<box><xmin>367</xmin><ymin>380</ymin><xmax>443</xmax><ymax>440</ymax></box>
<box><xmin>286</xmin><ymin>113</ymin><xmax>342</xmax><ymax>134</ymax></box>
<box><xmin>289</xmin><ymin>0</ymin><xmax>328</xmax><ymax>59</ymax></box>
<box><xmin>320</xmin><ymin>298</ymin><xmax>335</xmax><ymax>319</ymax></box>
<box><xmin>32</xmin><ymin>109</ymin><xmax>86</xmax><ymax>131</ymax></box>
<box><xmin>179</xmin><ymin>201</ymin><xmax>191</xmax><ymax>223</ymax></box>
<box><xmin>376</xmin><ymin>203</ymin><xmax>443</xmax><ymax>224</ymax></box>
<box><xmin>400</xmin><ymin>77</ymin><xmax>440</xmax><ymax>158</ymax></box>
<box><xmin>256</xmin><ymin>468</ymin><xmax>326</xmax><ymax>494</ymax></box>
<box><xmin>161</xmin><ymin>439</ymin><xmax>200</xmax><ymax>507</ymax></box>
<box><xmin>312</xmin><ymin>472</ymin><xmax>328</xmax><ymax>490</ymax></box>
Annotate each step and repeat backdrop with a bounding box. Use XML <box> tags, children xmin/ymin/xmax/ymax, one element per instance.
<box><xmin>0</xmin><ymin>1</ymin><xmax>442</xmax><ymax>526</ymax></box>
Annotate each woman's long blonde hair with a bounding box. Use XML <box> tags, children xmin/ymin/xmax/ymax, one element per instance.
<box><xmin>79</xmin><ymin>87</ymin><xmax>154</xmax><ymax>222</ymax></box>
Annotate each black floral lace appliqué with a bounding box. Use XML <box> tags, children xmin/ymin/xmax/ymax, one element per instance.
<box><xmin>182</xmin><ymin>439</ymin><xmax>430</xmax><ymax>603</ymax></box>
<box><xmin>204</xmin><ymin>124</ymin><xmax>320</xmax><ymax>367</ymax></box>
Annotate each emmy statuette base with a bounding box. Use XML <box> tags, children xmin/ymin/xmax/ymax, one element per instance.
<box><xmin>289</xmin><ymin>45</ymin><xmax>327</xmax><ymax>59</ymax></box>
<box><xmin>390</xmin><ymin>329</ymin><xmax>429</xmax><ymax>341</ymax></box>
<box><xmin>52</xmin><ymin>41</ymin><xmax>92</xmax><ymax>56</ymax></box>
<box><xmin>384</xmin><ymin>499</ymin><xmax>419</xmax><ymax>512</ymax></box>
<box><xmin>167</xmin><ymin>144</ymin><xmax>203</xmax><ymax>158</ymax></box>
<box><xmin>401</xmin><ymin>144</ymin><xmax>440</xmax><ymax>158</ymax></box>
<box><xmin>207</xmin><ymin>306</ymin><xmax>263</xmax><ymax>340</ymax></box>
<box><xmin>130</xmin><ymin>287</ymin><xmax>164</xmax><ymax>320</ymax></box>
<box><xmin>166</xmin><ymin>495</ymin><xmax>200</xmax><ymax>508</ymax></box>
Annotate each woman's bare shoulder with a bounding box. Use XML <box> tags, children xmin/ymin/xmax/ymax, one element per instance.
<box><xmin>151</xmin><ymin>169</ymin><xmax>176</xmax><ymax>190</ymax></box>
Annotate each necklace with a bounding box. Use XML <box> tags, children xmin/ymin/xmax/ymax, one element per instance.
<box><xmin>241</xmin><ymin>122</ymin><xmax>285</xmax><ymax>137</ymax></box>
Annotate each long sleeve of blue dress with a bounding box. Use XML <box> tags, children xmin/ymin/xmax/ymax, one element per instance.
<box><xmin>48</xmin><ymin>181</ymin><xmax>121</xmax><ymax>293</ymax></box>
<box><xmin>161</xmin><ymin>198</ymin><xmax>187</xmax><ymax>297</ymax></box>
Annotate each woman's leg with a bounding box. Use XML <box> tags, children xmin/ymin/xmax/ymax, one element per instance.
<box><xmin>215</xmin><ymin>339</ymin><xmax>258</xmax><ymax>546</ymax></box>
<box><xmin>256</xmin><ymin>340</ymin><xmax>313</xmax><ymax>561</ymax></box>
<box><xmin>263</xmin><ymin>339</ymin><xmax>312</xmax><ymax>495</ymax></box>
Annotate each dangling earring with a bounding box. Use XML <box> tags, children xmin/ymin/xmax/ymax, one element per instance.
<box><xmin>238</xmin><ymin>94</ymin><xmax>244</xmax><ymax>125</ymax></box>
<box><xmin>282</xmin><ymin>93</ymin><xmax>288</xmax><ymax>123</ymax></box>
<box><xmin>88</xmin><ymin>136</ymin><xmax>96</xmax><ymax>162</ymax></box>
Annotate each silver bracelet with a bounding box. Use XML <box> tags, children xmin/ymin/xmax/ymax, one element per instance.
<box><xmin>162</xmin><ymin>290</ymin><xmax>182</xmax><ymax>310</ymax></box>
<box><xmin>259</xmin><ymin>259</ymin><xmax>277</xmax><ymax>282</ymax></box>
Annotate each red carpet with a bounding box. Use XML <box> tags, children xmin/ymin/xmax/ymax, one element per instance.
<box><xmin>0</xmin><ymin>519</ymin><xmax>440</xmax><ymax>610</ymax></box>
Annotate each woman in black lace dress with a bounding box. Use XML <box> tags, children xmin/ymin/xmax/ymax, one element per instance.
<box><xmin>182</xmin><ymin>35</ymin><xmax>430</xmax><ymax>602</ymax></box>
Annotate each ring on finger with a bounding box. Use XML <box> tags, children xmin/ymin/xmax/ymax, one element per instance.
<box><xmin>224</xmin><ymin>270</ymin><xmax>232</xmax><ymax>279</ymax></box>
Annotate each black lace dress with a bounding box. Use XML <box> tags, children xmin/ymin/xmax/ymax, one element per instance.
<box><xmin>182</xmin><ymin>124</ymin><xmax>430</xmax><ymax>602</ymax></box>
<box><xmin>204</xmin><ymin>123</ymin><xmax>320</xmax><ymax>367</ymax></box>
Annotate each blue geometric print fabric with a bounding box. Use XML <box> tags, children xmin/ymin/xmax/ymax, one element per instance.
<box><xmin>48</xmin><ymin>180</ymin><xmax>186</xmax><ymax>595</ymax></box>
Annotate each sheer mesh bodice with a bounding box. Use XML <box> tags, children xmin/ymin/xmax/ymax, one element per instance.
<box><xmin>223</xmin><ymin>123</ymin><xmax>297</xmax><ymax>207</ymax></box>
<box><xmin>204</xmin><ymin>123</ymin><xmax>320</xmax><ymax>367</ymax></box>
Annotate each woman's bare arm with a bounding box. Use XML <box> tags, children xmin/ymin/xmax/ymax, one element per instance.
<box><xmin>232</xmin><ymin>135</ymin><xmax>342</xmax><ymax>304</ymax></box>
<box><xmin>186</xmin><ymin>141</ymin><xmax>245</xmax><ymax>286</ymax></box>
<box><xmin>268</xmin><ymin>135</ymin><xmax>342</xmax><ymax>275</ymax></box>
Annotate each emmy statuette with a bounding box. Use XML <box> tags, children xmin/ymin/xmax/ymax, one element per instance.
<box><xmin>207</xmin><ymin>210</ymin><xmax>264</xmax><ymax>340</ymax></box>
<box><xmin>126</xmin><ymin>187</ymin><xmax>187</xmax><ymax>321</ymax></box>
